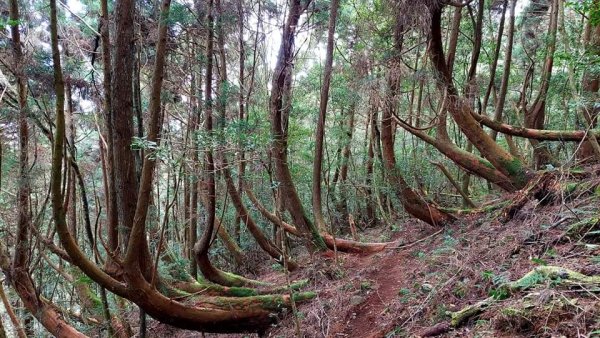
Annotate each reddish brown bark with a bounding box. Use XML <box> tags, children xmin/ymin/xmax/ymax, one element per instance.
<box><xmin>269</xmin><ymin>0</ymin><xmax>324</xmax><ymax>247</ymax></box>
<box><xmin>111</xmin><ymin>0</ymin><xmax>138</xmax><ymax>251</ymax></box>
<box><xmin>473</xmin><ymin>112</ymin><xmax>600</xmax><ymax>141</ymax></box>
<box><xmin>428</xmin><ymin>5</ymin><xmax>531</xmax><ymax>189</ymax></box>
<box><xmin>193</xmin><ymin>0</ymin><xmax>219</xmax><ymax>283</ymax></box>
<box><xmin>381</xmin><ymin>20</ymin><xmax>453</xmax><ymax>226</ymax></box>
<box><xmin>49</xmin><ymin>0</ymin><xmax>311</xmax><ymax>333</ymax></box>
<box><xmin>312</xmin><ymin>0</ymin><xmax>340</xmax><ymax>231</ymax></box>
<box><xmin>525</xmin><ymin>0</ymin><xmax>559</xmax><ymax>168</ymax></box>
<box><xmin>223</xmin><ymin>163</ymin><xmax>298</xmax><ymax>270</ymax></box>
<box><xmin>245</xmin><ymin>186</ymin><xmax>392</xmax><ymax>253</ymax></box>
<box><xmin>490</xmin><ymin>0</ymin><xmax>516</xmax><ymax>141</ymax></box>
<box><xmin>577</xmin><ymin>1</ymin><xmax>600</xmax><ymax>162</ymax></box>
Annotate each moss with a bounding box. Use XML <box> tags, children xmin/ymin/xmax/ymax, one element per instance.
<box><xmin>292</xmin><ymin>291</ymin><xmax>316</xmax><ymax>301</ymax></box>
<box><xmin>289</xmin><ymin>279</ymin><xmax>308</xmax><ymax>290</ymax></box>
<box><xmin>220</xmin><ymin>271</ymin><xmax>271</xmax><ymax>287</ymax></box>
<box><xmin>72</xmin><ymin>270</ymin><xmax>104</xmax><ymax>315</ymax></box>
<box><xmin>450</xmin><ymin>299</ymin><xmax>490</xmax><ymax>327</ymax></box>
<box><xmin>228</xmin><ymin>287</ymin><xmax>258</xmax><ymax>297</ymax></box>
<box><xmin>567</xmin><ymin>217</ymin><xmax>599</xmax><ymax>236</ymax></box>
<box><xmin>84</xmin><ymin>291</ymin><xmax>103</xmax><ymax>313</ymax></box>
<box><xmin>159</xmin><ymin>282</ymin><xmax>191</xmax><ymax>298</ymax></box>
<box><xmin>478</xmin><ymin>158</ymin><xmax>496</xmax><ymax>170</ymax></box>
<box><xmin>481</xmin><ymin>200</ymin><xmax>510</xmax><ymax>212</ymax></box>
<box><xmin>254</xmin><ymin>291</ymin><xmax>316</xmax><ymax>310</ymax></box>
<box><xmin>500</xmin><ymin>158</ymin><xmax>528</xmax><ymax>188</ymax></box>
<box><xmin>565</xmin><ymin>182</ymin><xmax>579</xmax><ymax>195</ymax></box>
<box><xmin>450</xmin><ymin>266</ymin><xmax>600</xmax><ymax>328</ymax></box>
<box><xmin>310</xmin><ymin>228</ymin><xmax>328</xmax><ymax>250</ymax></box>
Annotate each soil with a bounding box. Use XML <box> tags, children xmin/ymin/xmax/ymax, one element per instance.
<box><xmin>148</xmin><ymin>171</ymin><xmax>600</xmax><ymax>338</ymax></box>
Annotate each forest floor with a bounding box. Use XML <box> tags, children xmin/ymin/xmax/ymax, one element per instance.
<box><xmin>152</xmin><ymin>169</ymin><xmax>600</xmax><ymax>338</ymax></box>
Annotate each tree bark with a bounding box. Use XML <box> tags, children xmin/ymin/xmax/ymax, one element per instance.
<box><xmin>490</xmin><ymin>0</ymin><xmax>516</xmax><ymax>141</ymax></box>
<box><xmin>112</xmin><ymin>0</ymin><xmax>138</xmax><ymax>251</ymax></box>
<box><xmin>100</xmin><ymin>0</ymin><xmax>121</xmax><ymax>277</ymax></box>
<box><xmin>381</xmin><ymin>19</ymin><xmax>454</xmax><ymax>226</ymax></box>
<box><xmin>269</xmin><ymin>0</ymin><xmax>325</xmax><ymax>248</ymax></box>
<box><xmin>428</xmin><ymin>5</ymin><xmax>531</xmax><ymax>189</ymax></box>
<box><xmin>312</xmin><ymin>0</ymin><xmax>340</xmax><ymax>231</ymax></box>
<box><xmin>577</xmin><ymin>0</ymin><xmax>600</xmax><ymax>162</ymax></box>
<box><xmin>525</xmin><ymin>0</ymin><xmax>560</xmax><ymax>168</ymax></box>
<box><xmin>193</xmin><ymin>0</ymin><xmax>218</xmax><ymax>281</ymax></box>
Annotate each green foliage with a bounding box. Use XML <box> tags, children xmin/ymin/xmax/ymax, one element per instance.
<box><xmin>566</xmin><ymin>0</ymin><xmax>600</xmax><ymax>26</ymax></box>
<box><xmin>0</xmin><ymin>18</ymin><xmax>20</xmax><ymax>30</ymax></box>
<box><xmin>489</xmin><ymin>287</ymin><xmax>510</xmax><ymax>300</ymax></box>
<box><xmin>530</xmin><ymin>257</ymin><xmax>548</xmax><ymax>266</ymax></box>
<box><xmin>167</xmin><ymin>2</ymin><xmax>195</xmax><ymax>25</ymax></box>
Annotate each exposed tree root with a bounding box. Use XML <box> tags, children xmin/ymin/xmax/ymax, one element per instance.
<box><xmin>246</xmin><ymin>186</ymin><xmax>393</xmax><ymax>253</ymax></box>
<box><xmin>500</xmin><ymin>172</ymin><xmax>558</xmax><ymax>222</ymax></box>
<box><xmin>448</xmin><ymin>266</ymin><xmax>600</xmax><ymax>328</ymax></box>
<box><xmin>419</xmin><ymin>322</ymin><xmax>451</xmax><ymax>337</ymax></box>
<box><xmin>172</xmin><ymin>279</ymin><xmax>309</xmax><ymax>297</ymax></box>
<box><xmin>196</xmin><ymin>254</ymin><xmax>271</xmax><ymax>287</ymax></box>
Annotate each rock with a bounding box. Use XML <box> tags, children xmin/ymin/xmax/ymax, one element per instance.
<box><xmin>421</xmin><ymin>283</ymin><xmax>433</xmax><ymax>292</ymax></box>
<box><xmin>350</xmin><ymin>295</ymin><xmax>365</xmax><ymax>305</ymax></box>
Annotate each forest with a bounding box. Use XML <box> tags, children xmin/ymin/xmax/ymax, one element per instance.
<box><xmin>2</xmin><ymin>0</ymin><xmax>600</xmax><ymax>336</ymax></box>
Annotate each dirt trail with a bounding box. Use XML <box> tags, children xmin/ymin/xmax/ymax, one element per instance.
<box><xmin>328</xmin><ymin>232</ymin><xmax>433</xmax><ymax>338</ymax></box>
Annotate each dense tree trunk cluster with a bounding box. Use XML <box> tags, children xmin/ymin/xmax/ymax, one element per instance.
<box><xmin>1</xmin><ymin>0</ymin><xmax>600</xmax><ymax>335</ymax></box>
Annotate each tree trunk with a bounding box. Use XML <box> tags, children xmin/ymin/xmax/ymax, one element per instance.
<box><xmin>577</xmin><ymin>0</ymin><xmax>600</xmax><ymax>162</ymax></box>
<box><xmin>381</xmin><ymin>19</ymin><xmax>453</xmax><ymax>226</ymax></box>
<box><xmin>428</xmin><ymin>5</ymin><xmax>531</xmax><ymax>189</ymax></box>
<box><xmin>269</xmin><ymin>0</ymin><xmax>325</xmax><ymax>248</ymax></box>
<box><xmin>525</xmin><ymin>0</ymin><xmax>560</xmax><ymax>168</ymax></box>
<box><xmin>112</xmin><ymin>0</ymin><xmax>138</xmax><ymax>251</ymax></box>
<box><xmin>235</xmin><ymin>0</ymin><xmax>247</xmax><ymax>244</ymax></box>
<box><xmin>490</xmin><ymin>0</ymin><xmax>516</xmax><ymax>141</ymax></box>
<box><xmin>100</xmin><ymin>0</ymin><xmax>120</xmax><ymax>277</ymax></box>
<box><xmin>193</xmin><ymin>0</ymin><xmax>217</xmax><ymax>280</ymax></box>
<box><xmin>312</xmin><ymin>0</ymin><xmax>340</xmax><ymax>232</ymax></box>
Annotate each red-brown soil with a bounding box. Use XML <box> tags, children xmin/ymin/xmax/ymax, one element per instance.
<box><xmin>149</xmin><ymin>173</ymin><xmax>600</xmax><ymax>338</ymax></box>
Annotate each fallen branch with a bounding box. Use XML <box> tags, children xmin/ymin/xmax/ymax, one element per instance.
<box><xmin>449</xmin><ymin>266</ymin><xmax>600</xmax><ymax>327</ymax></box>
<box><xmin>499</xmin><ymin>172</ymin><xmax>557</xmax><ymax>222</ymax></box>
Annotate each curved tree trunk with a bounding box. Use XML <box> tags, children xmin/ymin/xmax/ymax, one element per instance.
<box><xmin>577</xmin><ymin>0</ymin><xmax>600</xmax><ymax>162</ymax></box>
<box><xmin>245</xmin><ymin>185</ymin><xmax>391</xmax><ymax>252</ymax></box>
<box><xmin>381</xmin><ymin>19</ymin><xmax>454</xmax><ymax>226</ymax></box>
<box><xmin>428</xmin><ymin>5</ymin><xmax>531</xmax><ymax>189</ymax></box>
<box><xmin>269</xmin><ymin>0</ymin><xmax>325</xmax><ymax>248</ymax></box>
<box><xmin>223</xmin><ymin>163</ymin><xmax>299</xmax><ymax>271</ymax></box>
<box><xmin>49</xmin><ymin>0</ymin><xmax>312</xmax><ymax>333</ymax></box>
<box><xmin>525</xmin><ymin>0</ymin><xmax>560</xmax><ymax>168</ymax></box>
<box><xmin>192</xmin><ymin>0</ymin><xmax>219</xmax><ymax>283</ymax></box>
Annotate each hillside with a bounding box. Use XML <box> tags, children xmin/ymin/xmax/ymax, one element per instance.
<box><xmin>4</xmin><ymin>0</ymin><xmax>600</xmax><ymax>336</ymax></box>
<box><xmin>148</xmin><ymin>168</ymin><xmax>600</xmax><ymax>337</ymax></box>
